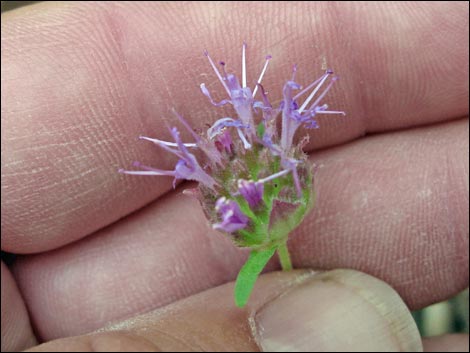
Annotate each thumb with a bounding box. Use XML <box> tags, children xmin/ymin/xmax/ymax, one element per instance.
<box><xmin>26</xmin><ymin>269</ymin><xmax>422</xmax><ymax>352</ymax></box>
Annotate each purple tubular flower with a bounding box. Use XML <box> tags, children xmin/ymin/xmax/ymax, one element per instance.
<box><xmin>201</xmin><ymin>75</ymin><xmax>254</xmax><ymax>142</ymax></box>
<box><xmin>173</xmin><ymin>110</ymin><xmax>223</xmax><ymax>167</ymax></box>
<box><xmin>204</xmin><ymin>47</ymin><xmax>274</xmax><ymax>138</ymax></box>
<box><xmin>225</xmin><ymin>74</ymin><xmax>255</xmax><ymax>130</ymax></box>
<box><xmin>280</xmin><ymin>80</ymin><xmax>302</xmax><ymax>151</ymax></box>
<box><xmin>167</xmin><ymin>127</ymin><xmax>218</xmax><ymax>188</ymax></box>
<box><xmin>213</xmin><ymin>197</ymin><xmax>249</xmax><ymax>233</ymax></box>
<box><xmin>280</xmin><ymin>71</ymin><xmax>345</xmax><ymax>152</ymax></box>
<box><xmin>121</xmin><ymin>127</ymin><xmax>218</xmax><ymax>190</ymax></box>
<box><xmin>200</xmin><ymin>74</ymin><xmax>254</xmax><ymax>134</ymax></box>
<box><xmin>238</xmin><ymin>179</ymin><xmax>264</xmax><ymax>209</ymax></box>
<box><xmin>254</xmin><ymin>84</ymin><xmax>280</xmax><ymax>148</ymax></box>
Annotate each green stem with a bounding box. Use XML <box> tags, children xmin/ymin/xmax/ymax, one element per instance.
<box><xmin>277</xmin><ymin>242</ymin><xmax>293</xmax><ymax>271</ymax></box>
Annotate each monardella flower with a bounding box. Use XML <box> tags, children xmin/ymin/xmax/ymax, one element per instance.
<box><xmin>213</xmin><ymin>197</ymin><xmax>250</xmax><ymax>233</ymax></box>
<box><xmin>120</xmin><ymin>42</ymin><xmax>345</xmax><ymax>307</ymax></box>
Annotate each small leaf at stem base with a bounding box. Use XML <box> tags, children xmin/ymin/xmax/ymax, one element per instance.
<box><xmin>234</xmin><ymin>247</ymin><xmax>277</xmax><ymax>307</ymax></box>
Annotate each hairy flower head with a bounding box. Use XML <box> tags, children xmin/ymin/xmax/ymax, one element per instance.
<box><xmin>120</xmin><ymin>43</ymin><xmax>344</xmax><ymax>250</ymax></box>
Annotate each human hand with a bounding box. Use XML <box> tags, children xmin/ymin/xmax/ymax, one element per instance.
<box><xmin>1</xmin><ymin>2</ymin><xmax>468</xmax><ymax>351</ymax></box>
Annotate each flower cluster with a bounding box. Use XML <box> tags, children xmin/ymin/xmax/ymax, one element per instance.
<box><xmin>120</xmin><ymin>42</ymin><xmax>344</xmax><ymax>275</ymax></box>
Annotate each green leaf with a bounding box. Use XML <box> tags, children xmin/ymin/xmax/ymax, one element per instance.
<box><xmin>234</xmin><ymin>247</ymin><xmax>277</xmax><ymax>307</ymax></box>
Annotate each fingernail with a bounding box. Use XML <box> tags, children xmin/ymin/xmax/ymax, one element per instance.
<box><xmin>255</xmin><ymin>269</ymin><xmax>422</xmax><ymax>352</ymax></box>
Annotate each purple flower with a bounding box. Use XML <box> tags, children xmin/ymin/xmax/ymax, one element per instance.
<box><xmin>280</xmin><ymin>71</ymin><xmax>345</xmax><ymax>152</ymax></box>
<box><xmin>280</xmin><ymin>80</ymin><xmax>302</xmax><ymax>152</ymax></box>
<box><xmin>173</xmin><ymin>110</ymin><xmax>223</xmax><ymax>167</ymax></box>
<box><xmin>120</xmin><ymin>42</ymin><xmax>345</xmax><ymax>244</ymax></box>
<box><xmin>119</xmin><ymin>42</ymin><xmax>347</xmax><ymax>309</ymax></box>
<box><xmin>213</xmin><ymin>197</ymin><xmax>249</xmax><ymax>233</ymax></box>
<box><xmin>119</xmin><ymin>127</ymin><xmax>217</xmax><ymax>189</ymax></box>
<box><xmin>224</xmin><ymin>73</ymin><xmax>255</xmax><ymax>129</ymax></box>
<box><xmin>202</xmin><ymin>43</ymin><xmax>273</xmax><ymax>135</ymax></box>
<box><xmin>238</xmin><ymin>179</ymin><xmax>264</xmax><ymax>209</ymax></box>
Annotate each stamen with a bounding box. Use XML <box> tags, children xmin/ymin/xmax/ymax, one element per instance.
<box><xmin>315</xmin><ymin>110</ymin><xmax>346</xmax><ymax>115</ymax></box>
<box><xmin>307</xmin><ymin>103</ymin><xmax>344</xmax><ymax>116</ymax></box>
<box><xmin>252</xmin><ymin>55</ymin><xmax>272</xmax><ymax>98</ymax></box>
<box><xmin>293</xmin><ymin>75</ymin><xmax>325</xmax><ymax>101</ymax></box>
<box><xmin>236</xmin><ymin>128</ymin><xmax>252</xmax><ymax>149</ymax></box>
<box><xmin>204</xmin><ymin>50</ymin><xmax>231</xmax><ymax>96</ymax></box>
<box><xmin>308</xmin><ymin>76</ymin><xmax>339</xmax><ymax>112</ymax></box>
<box><xmin>297</xmin><ymin>72</ymin><xmax>331</xmax><ymax>113</ymax></box>
<box><xmin>118</xmin><ymin>161</ymin><xmax>176</xmax><ymax>176</ymax></box>
<box><xmin>219</xmin><ymin>61</ymin><xmax>228</xmax><ymax>78</ymax></box>
<box><xmin>119</xmin><ymin>170</ymin><xmax>171</xmax><ymax>176</ymax></box>
<box><xmin>242</xmin><ymin>41</ymin><xmax>247</xmax><ymax>88</ymax></box>
<box><xmin>135</xmin><ymin>161</ymin><xmax>176</xmax><ymax>174</ymax></box>
<box><xmin>258</xmin><ymin>169</ymin><xmax>290</xmax><ymax>184</ymax></box>
<box><xmin>139</xmin><ymin>136</ymin><xmax>197</xmax><ymax>148</ymax></box>
<box><xmin>139</xmin><ymin>135</ymin><xmax>185</xmax><ymax>160</ymax></box>
<box><xmin>291</xmin><ymin>64</ymin><xmax>297</xmax><ymax>81</ymax></box>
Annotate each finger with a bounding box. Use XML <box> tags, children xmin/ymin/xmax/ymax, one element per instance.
<box><xmin>1</xmin><ymin>262</ymin><xmax>37</xmax><ymax>352</ymax></box>
<box><xmin>13</xmin><ymin>118</ymin><xmax>469</xmax><ymax>340</ymax></box>
<box><xmin>2</xmin><ymin>2</ymin><xmax>468</xmax><ymax>254</ymax></box>
<box><xmin>24</xmin><ymin>269</ymin><xmax>422</xmax><ymax>352</ymax></box>
<box><xmin>423</xmin><ymin>334</ymin><xmax>469</xmax><ymax>352</ymax></box>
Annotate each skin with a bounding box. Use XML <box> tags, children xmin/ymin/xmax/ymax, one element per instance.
<box><xmin>1</xmin><ymin>1</ymin><xmax>468</xmax><ymax>351</ymax></box>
